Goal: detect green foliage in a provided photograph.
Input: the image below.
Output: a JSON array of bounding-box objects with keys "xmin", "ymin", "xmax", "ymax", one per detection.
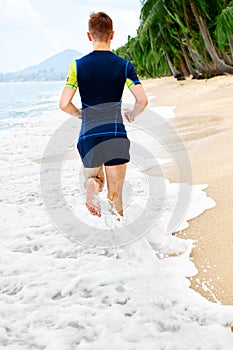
[
  {"xmin": 116, "ymin": 0, "xmax": 233, "ymax": 78},
  {"xmin": 215, "ymin": 1, "xmax": 233, "ymax": 48}
]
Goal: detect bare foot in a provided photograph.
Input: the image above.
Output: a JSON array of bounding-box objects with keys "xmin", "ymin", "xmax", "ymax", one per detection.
[
  {"xmin": 85, "ymin": 176, "xmax": 104, "ymax": 192},
  {"xmin": 99, "ymin": 182, "xmax": 104, "ymax": 192},
  {"xmin": 108, "ymin": 199, "xmax": 123, "ymax": 220},
  {"xmin": 94, "ymin": 176, "xmax": 104, "ymax": 192},
  {"xmin": 86, "ymin": 178, "xmax": 101, "ymax": 217}
]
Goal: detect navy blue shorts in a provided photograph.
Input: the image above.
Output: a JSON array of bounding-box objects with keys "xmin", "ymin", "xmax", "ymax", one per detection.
[{"xmin": 77, "ymin": 135, "xmax": 130, "ymax": 168}]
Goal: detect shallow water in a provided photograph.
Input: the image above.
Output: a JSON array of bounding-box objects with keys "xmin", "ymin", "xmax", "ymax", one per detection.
[{"xmin": 0, "ymin": 82, "xmax": 233, "ymax": 349}]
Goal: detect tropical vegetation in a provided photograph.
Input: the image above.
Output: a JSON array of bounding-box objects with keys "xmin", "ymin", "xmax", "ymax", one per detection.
[{"xmin": 115, "ymin": 0, "xmax": 233, "ymax": 79}]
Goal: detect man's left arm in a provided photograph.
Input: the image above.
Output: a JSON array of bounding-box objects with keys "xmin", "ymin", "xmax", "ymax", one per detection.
[{"xmin": 59, "ymin": 60, "xmax": 82, "ymax": 118}]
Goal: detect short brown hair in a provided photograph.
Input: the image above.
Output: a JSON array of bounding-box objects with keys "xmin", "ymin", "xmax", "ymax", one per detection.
[{"xmin": 88, "ymin": 12, "xmax": 113, "ymax": 41}]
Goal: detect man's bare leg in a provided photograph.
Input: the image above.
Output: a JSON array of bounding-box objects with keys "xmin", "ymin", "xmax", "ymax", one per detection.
[
  {"xmin": 104, "ymin": 163, "xmax": 127, "ymax": 217},
  {"xmin": 84, "ymin": 166, "xmax": 105, "ymax": 217}
]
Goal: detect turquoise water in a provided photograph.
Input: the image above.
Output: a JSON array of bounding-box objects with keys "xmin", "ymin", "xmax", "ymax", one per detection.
[{"xmin": 0, "ymin": 81, "xmax": 64, "ymax": 130}]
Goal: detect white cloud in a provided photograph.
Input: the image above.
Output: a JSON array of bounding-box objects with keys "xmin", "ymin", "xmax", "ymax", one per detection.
[
  {"xmin": 0, "ymin": 0, "xmax": 55, "ymax": 72},
  {"xmin": 77, "ymin": 1, "xmax": 141, "ymax": 50},
  {"xmin": 83, "ymin": 0, "xmax": 139, "ymax": 10},
  {"xmin": 0, "ymin": 0, "xmax": 141, "ymax": 72},
  {"xmin": 0, "ymin": 0, "xmax": 41, "ymax": 25}
]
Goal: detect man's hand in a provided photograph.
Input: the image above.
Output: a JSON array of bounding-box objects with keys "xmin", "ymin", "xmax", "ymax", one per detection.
[
  {"xmin": 123, "ymin": 108, "xmax": 134, "ymax": 123},
  {"xmin": 73, "ymin": 109, "xmax": 82, "ymax": 118}
]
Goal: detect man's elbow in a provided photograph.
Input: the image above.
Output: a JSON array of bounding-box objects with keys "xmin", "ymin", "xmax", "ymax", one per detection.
[
  {"xmin": 143, "ymin": 96, "xmax": 148, "ymax": 108},
  {"xmin": 59, "ymin": 99, "xmax": 69, "ymax": 112},
  {"xmin": 137, "ymin": 95, "xmax": 148, "ymax": 108}
]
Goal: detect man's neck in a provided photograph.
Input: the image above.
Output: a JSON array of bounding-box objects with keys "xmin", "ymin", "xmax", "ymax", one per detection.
[{"xmin": 93, "ymin": 41, "xmax": 111, "ymax": 51}]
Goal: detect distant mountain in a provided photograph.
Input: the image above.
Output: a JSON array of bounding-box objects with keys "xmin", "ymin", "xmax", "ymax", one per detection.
[
  {"xmin": 20, "ymin": 49, "xmax": 83, "ymax": 74},
  {"xmin": 0, "ymin": 49, "xmax": 83, "ymax": 82}
]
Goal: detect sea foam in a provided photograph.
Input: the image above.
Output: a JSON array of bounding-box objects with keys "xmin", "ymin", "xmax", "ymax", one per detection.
[{"xmin": 0, "ymin": 88, "xmax": 233, "ymax": 349}]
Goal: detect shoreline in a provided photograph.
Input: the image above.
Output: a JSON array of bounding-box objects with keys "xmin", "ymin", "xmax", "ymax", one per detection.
[
  {"xmin": 2, "ymin": 78, "xmax": 233, "ymax": 347},
  {"xmin": 31, "ymin": 75, "xmax": 233, "ymax": 304},
  {"xmin": 143, "ymin": 75, "xmax": 233, "ymax": 305}
]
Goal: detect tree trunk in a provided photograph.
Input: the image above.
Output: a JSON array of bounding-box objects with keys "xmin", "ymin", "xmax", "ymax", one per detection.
[
  {"xmin": 215, "ymin": 39, "xmax": 233, "ymax": 66},
  {"xmin": 189, "ymin": 0, "xmax": 233, "ymax": 74},
  {"xmin": 180, "ymin": 59, "xmax": 189, "ymax": 77},
  {"xmin": 221, "ymin": 53, "xmax": 233, "ymax": 66},
  {"xmin": 228, "ymin": 33, "xmax": 233, "ymax": 60},
  {"xmin": 184, "ymin": 32, "xmax": 207, "ymax": 73},
  {"xmin": 164, "ymin": 51, "xmax": 184, "ymax": 79},
  {"xmin": 177, "ymin": 30, "xmax": 196, "ymax": 76}
]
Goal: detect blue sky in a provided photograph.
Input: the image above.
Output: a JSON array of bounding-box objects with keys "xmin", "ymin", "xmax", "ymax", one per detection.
[{"xmin": 0, "ymin": 0, "xmax": 141, "ymax": 73}]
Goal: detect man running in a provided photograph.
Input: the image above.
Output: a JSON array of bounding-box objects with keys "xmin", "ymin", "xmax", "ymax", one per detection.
[{"xmin": 59, "ymin": 12, "xmax": 148, "ymax": 218}]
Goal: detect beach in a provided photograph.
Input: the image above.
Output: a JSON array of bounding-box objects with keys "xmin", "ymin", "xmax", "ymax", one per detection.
[
  {"xmin": 1, "ymin": 78, "xmax": 233, "ymax": 348},
  {"xmin": 144, "ymin": 75, "xmax": 233, "ymax": 305}
]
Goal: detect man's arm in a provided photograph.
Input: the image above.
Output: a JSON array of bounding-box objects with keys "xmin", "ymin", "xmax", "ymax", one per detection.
[
  {"xmin": 59, "ymin": 87, "xmax": 82, "ymax": 118},
  {"xmin": 123, "ymin": 84, "xmax": 148, "ymax": 122}
]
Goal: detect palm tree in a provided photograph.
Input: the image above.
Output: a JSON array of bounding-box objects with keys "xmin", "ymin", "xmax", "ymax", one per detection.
[
  {"xmin": 215, "ymin": 2, "xmax": 233, "ymax": 61},
  {"xmin": 189, "ymin": 0, "xmax": 233, "ymax": 74},
  {"xmin": 116, "ymin": 0, "xmax": 233, "ymax": 78}
]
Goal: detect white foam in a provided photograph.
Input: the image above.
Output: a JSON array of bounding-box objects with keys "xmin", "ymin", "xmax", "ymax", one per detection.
[{"xmin": 1, "ymin": 107, "xmax": 233, "ymax": 349}]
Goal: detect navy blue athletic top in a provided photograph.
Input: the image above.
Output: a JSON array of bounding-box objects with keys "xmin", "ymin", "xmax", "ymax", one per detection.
[{"xmin": 65, "ymin": 50, "xmax": 141, "ymax": 140}]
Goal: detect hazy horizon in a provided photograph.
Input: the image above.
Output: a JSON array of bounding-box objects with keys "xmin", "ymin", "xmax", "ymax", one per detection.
[{"xmin": 0, "ymin": 49, "xmax": 83, "ymax": 74}]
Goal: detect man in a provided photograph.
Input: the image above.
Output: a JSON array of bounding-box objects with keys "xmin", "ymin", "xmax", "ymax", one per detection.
[{"xmin": 59, "ymin": 12, "xmax": 148, "ymax": 218}]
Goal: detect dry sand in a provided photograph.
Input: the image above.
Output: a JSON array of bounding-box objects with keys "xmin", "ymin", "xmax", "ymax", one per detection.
[{"xmin": 143, "ymin": 75, "xmax": 233, "ymax": 305}]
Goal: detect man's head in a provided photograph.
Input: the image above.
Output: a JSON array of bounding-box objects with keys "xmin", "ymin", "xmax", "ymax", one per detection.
[{"xmin": 88, "ymin": 12, "xmax": 114, "ymax": 42}]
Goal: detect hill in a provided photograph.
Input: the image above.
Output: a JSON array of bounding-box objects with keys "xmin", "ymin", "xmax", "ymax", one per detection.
[{"xmin": 0, "ymin": 49, "xmax": 83, "ymax": 82}]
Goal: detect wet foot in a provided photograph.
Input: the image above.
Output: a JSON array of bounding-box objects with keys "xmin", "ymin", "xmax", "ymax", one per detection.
[
  {"xmin": 108, "ymin": 200, "xmax": 123, "ymax": 220},
  {"xmin": 99, "ymin": 183, "xmax": 104, "ymax": 192},
  {"xmin": 86, "ymin": 178, "xmax": 101, "ymax": 217},
  {"xmin": 94, "ymin": 176, "xmax": 104, "ymax": 192}
]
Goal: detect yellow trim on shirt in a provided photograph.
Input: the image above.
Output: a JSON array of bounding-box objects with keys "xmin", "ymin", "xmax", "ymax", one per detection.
[
  {"xmin": 126, "ymin": 78, "xmax": 135, "ymax": 90},
  {"xmin": 65, "ymin": 61, "xmax": 78, "ymax": 90}
]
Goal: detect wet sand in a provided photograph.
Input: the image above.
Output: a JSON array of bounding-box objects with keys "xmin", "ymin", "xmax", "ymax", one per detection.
[{"xmin": 144, "ymin": 75, "xmax": 233, "ymax": 305}]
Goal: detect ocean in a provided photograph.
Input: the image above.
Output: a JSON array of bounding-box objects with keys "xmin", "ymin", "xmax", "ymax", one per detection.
[
  {"xmin": 1, "ymin": 81, "xmax": 233, "ymax": 349},
  {"xmin": 0, "ymin": 81, "xmax": 64, "ymax": 131}
]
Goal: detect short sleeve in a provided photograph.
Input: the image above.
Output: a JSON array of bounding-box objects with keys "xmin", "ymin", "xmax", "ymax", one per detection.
[
  {"xmin": 65, "ymin": 61, "xmax": 78, "ymax": 90},
  {"xmin": 125, "ymin": 61, "xmax": 141, "ymax": 90}
]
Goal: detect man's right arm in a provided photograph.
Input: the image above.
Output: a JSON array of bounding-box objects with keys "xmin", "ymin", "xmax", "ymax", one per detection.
[{"xmin": 124, "ymin": 61, "xmax": 148, "ymax": 122}]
